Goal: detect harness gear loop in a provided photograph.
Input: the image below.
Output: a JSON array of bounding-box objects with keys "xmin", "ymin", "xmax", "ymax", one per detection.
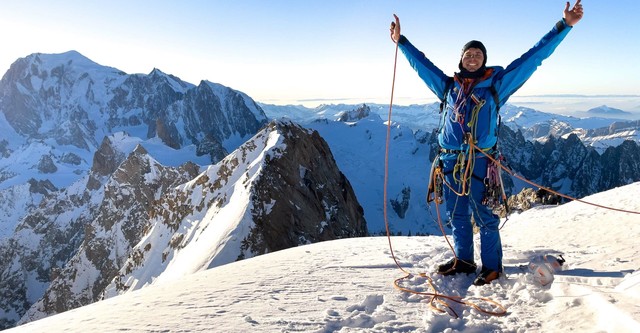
[
  {"xmin": 482, "ymin": 151, "xmax": 509, "ymax": 213},
  {"xmin": 427, "ymin": 158, "xmax": 444, "ymax": 204}
]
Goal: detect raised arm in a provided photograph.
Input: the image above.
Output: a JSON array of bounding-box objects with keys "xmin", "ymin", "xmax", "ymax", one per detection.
[
  {"xmin": 493, "ymin": 1, "xmax": 584, "ymax": 105},
  {"xmin": 389, "ymin": 15, "xmax": 450, "ymax": 100}
]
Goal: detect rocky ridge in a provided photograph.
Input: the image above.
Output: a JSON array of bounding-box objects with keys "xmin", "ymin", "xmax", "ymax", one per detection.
[{"xmin": 101, "ymin": 120, "xmax": 367, "ymax": 299}]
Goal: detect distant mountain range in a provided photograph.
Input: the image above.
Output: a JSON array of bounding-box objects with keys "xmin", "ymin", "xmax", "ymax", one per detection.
[
  {"xmin": 1, "ymin": 51, "xmax": 639, "ymax": 329},
  {"xmin": 586, "ymin": 105, "xmax": 631, "ymax": 115},
  {"xmin": 0, "ymin": 51, "xmax": 364, "ymax": 328},
  {"xmin": 259, "ymin": 102, "xmax": 640, "ymax": 153},
  {"xmin": 259, "ymin": 101, "xmax": 640, "ymax": 214}
]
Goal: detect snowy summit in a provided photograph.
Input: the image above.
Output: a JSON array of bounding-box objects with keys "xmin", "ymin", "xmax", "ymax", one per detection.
[
  {"xmin": 586, "ymin": 105, "xmax": 631, "ymax": 116},
  {"xmin": 8, "ymin": 182, "xmax": 640, "ymax": 332}
]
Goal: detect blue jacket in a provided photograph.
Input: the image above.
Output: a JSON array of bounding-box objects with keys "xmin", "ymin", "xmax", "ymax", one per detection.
[{"xmin": 398, "ymin": 20, "xmax": 572, "ymax": 151}]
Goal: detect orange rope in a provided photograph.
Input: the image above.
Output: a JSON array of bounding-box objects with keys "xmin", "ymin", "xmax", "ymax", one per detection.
[
  {"xmin": 384, "ymin": 32, "xmax": 506, "ymax": 318},
  {"xmin": 384, "ymin": 33, "xmax": 405, "ymax": 272}
]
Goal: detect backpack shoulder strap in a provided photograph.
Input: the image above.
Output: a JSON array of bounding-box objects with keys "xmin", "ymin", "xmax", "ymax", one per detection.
[
  {"xmin": 489, "ymin": 81, "xmax": 503, "ymax": 143},
  {"xmin": 439, "ymin": 77, "xmax": 455, "ymax": 113},
  {"xmin": 489, "ymin": 84, "xmax": 500, "ymax": 112}
]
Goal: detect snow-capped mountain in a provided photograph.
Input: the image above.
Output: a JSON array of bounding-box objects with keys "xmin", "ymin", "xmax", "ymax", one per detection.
[
  {"xmin": 11, "ymin": 120, "xmax": 365, "ymax": 324},
  {"xmin": 0, "ymin": 51, "xmax": 276, "ymax": 329},
  {"xmin": 260, "ymin": 102, "xmax": 640, "ymax": 153},
  {"xmin": 499, "ymin": 105, "xmax": 640, "ymax": 152},
  {"xmin": 586, "ymin": 104, "xmax": 632, "ymax": 116},
  {"xmin": 260, "ymin": 103, "xmax": 640, "ymax": 230},
  {"xmin": 0, "ymin": 50, "xmax": 267, "ymax": 191},
  {"xmin": 98, "ymin": 120, "xmax": 366, "ymax": 300},
  {"xmin": 2, "ymin": 50, "xmax": 640, "ymax": 330},
  {"xmin": 0, "ymin": 51, "xmax": 266, "ymax": 158},
  {"xmin": 0, "ymin": 51, "xmax": 268, "ymax": 237}
]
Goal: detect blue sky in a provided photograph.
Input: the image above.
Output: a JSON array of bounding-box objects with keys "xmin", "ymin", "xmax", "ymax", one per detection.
[{"xmin": 1, "ymin": 1, "xmax": 638, "ymax": 112}]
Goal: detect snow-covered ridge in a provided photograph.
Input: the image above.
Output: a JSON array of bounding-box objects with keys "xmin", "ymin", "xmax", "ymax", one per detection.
[
  {"xmin": 0, "ymin": 50, "xmax": 268, "ymax": 234},
  {"xmin": 103, "ymin": 121, "xmax": 286, "ymax": 296},
  {"xmin": 100, "ymin": 119, "xmax": 366, "ymax": 300},
  {"xmin": 10, "ymin": 182, "xmax": 640, "ymax": 332},
  {"xmin": 0, "ymin": 50, "xmax": 270, "ymax": 328}
]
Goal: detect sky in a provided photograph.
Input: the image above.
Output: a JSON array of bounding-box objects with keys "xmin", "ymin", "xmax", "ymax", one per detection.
[
  {"xmin": 9, "ymin": 182, "xmax": 640, "ymax": 332},
  {"xmin": 1, "ymin": 1, "xmax": 639, "ymax": 112}
]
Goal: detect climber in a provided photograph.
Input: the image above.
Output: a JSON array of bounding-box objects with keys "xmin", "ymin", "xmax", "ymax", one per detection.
[{"xmin": 389, "ymin": 1, "xmax": 584, "ymax": 286}]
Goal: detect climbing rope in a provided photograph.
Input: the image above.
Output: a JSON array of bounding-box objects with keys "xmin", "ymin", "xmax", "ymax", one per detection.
[{"xmin": 384, "ymin": 30, "xmax": 507, "ymax": 318}]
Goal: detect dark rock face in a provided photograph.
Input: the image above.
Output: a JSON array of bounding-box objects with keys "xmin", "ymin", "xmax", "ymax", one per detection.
[
  {"xmin": 27, "ymin": 178, "xmax": 57, "ymax": 195},
  {"xmin": 60, "ymin": 152, "xmax": 83, "ymax": 165},
  {"xmin": 196, "ymin": 134, "xmax": 228, "ymax": 162},
  {"xmin": 9, "ymin": 145, "xmax": 200, "ymax": 325},
  {"xmin": 494, "ymin": 126, "xmax": 640, "ymax": 198},
  {"xmin": 91, "ymin": 136, "xmax": 126, "ymax": 177},
  {"xmin": 179, "ymin": 81, "xmax": 268, "ymax": 154},
  {"xmin": 245, "ymin": 121, "xmax": 367, "ymax": 255},
  {"xmin": 390, "ymin": 187, "xmax": 411, "ymax": 219},
  {"xmin": 0, "ymin": 52, "xmax": 268, "ymax": 164},
  {"xmin": 336, "ymin": 104, "xmax": 371, "ymax": 122},
  {"xmin": 37, "ymin": 155, "xmax": 57, "ymax": 173},
  {"xmin": 0, "ymin": 139, "xmax": 10, "ymax": 158},
  {"xmin": 2, "ymin": 120, "xmax": 367, "ymax": 328},
  {"xmin": 154, "ymin": 118, "xmax": 181, "ymax": 149}
]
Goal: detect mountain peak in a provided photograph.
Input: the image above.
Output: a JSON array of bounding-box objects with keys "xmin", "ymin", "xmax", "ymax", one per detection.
[
  {"xmin": 587, "ymin": 105, "xmax": 630, "ymax": 115},
  {"xmin": 22, "ymin": 50, "xmax": 119, "ymax": 75},
  {"xmin": 100, "ymin": 119, "xmax": 366, "ymax": 298},
  {"xmin": 336, "ymin": 104, "xmax": 371, "ymax": 122}
]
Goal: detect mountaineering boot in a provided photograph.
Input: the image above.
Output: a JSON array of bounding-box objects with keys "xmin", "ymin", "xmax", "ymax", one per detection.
[
  {"xmin": 436, "ymin": 258, "xmax": 477, "ymax": 276},
  {"xmin": 473, "ymin": 267, "xmax": 501, "ymax": 286}
]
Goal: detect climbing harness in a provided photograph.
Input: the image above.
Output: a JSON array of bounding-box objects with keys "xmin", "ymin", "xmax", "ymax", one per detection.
[
  {"xmin": 426, "ymin": 159, "xmax": 444, "ymax": 204},
  {"xmin": 482, "ymin": 151, "xmax": 510, "ymax": 215}
]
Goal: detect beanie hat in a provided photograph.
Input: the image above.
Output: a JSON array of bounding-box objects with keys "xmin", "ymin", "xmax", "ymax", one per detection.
[{"xmin": 458, "ymin": 40, "xmax": 487, "ymax": 71}]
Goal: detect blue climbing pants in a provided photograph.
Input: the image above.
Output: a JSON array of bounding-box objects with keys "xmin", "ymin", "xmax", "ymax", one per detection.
[{"xmin": 442, "ymin": 155, "xmax": 503, "ymax": 272}]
